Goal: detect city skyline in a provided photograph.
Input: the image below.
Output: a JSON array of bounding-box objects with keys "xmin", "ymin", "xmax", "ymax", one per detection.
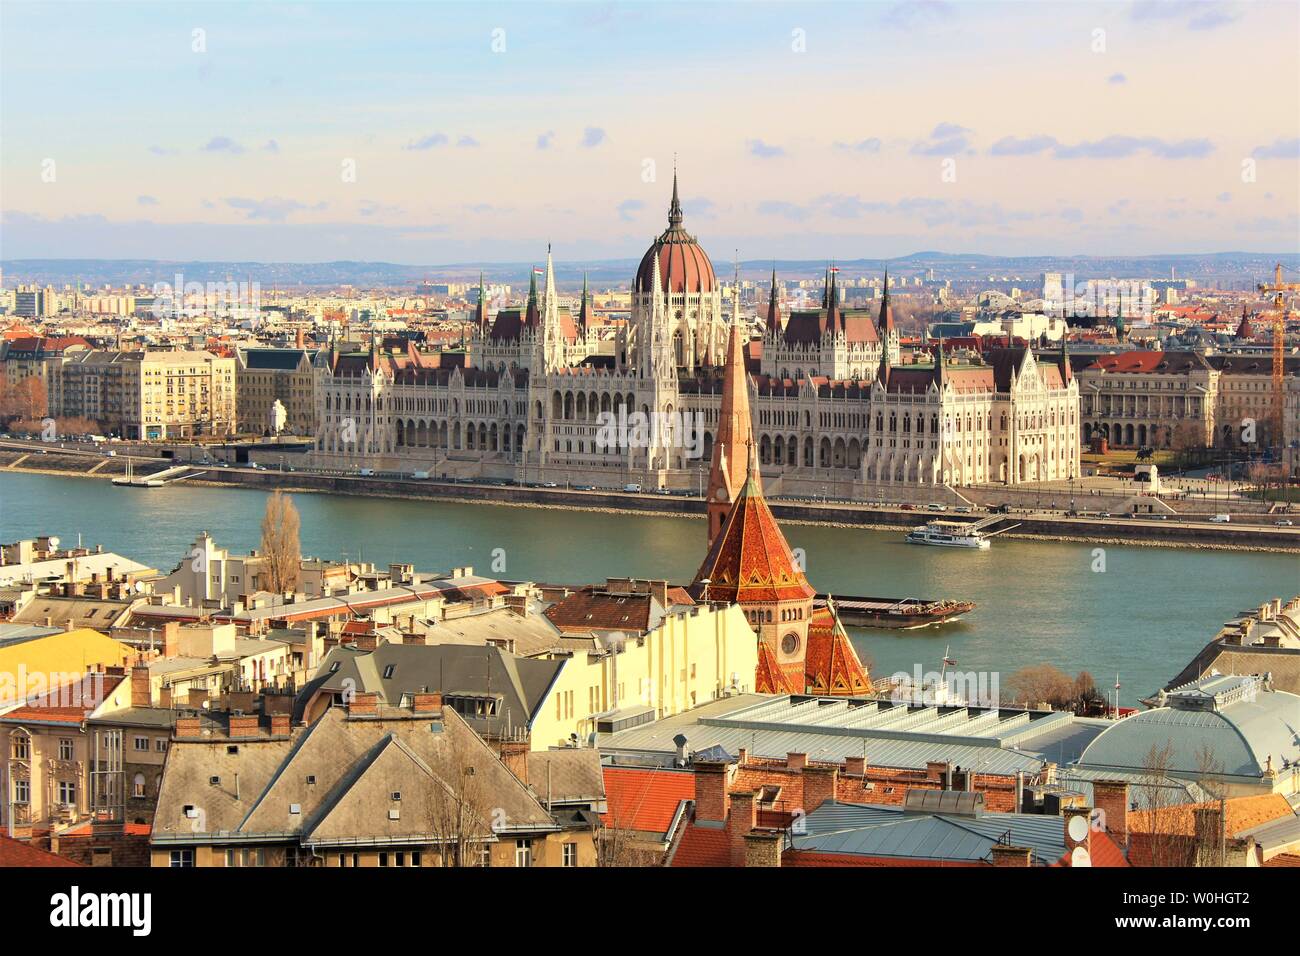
[{"xmin": 3, "ymin": 0, "xmax": 1298, "ymax": 263}]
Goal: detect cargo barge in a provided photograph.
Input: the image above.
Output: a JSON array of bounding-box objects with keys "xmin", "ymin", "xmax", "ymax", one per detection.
[{"xmin": 816, "ymin": 594, "xmax": 976, "ymax": 629}]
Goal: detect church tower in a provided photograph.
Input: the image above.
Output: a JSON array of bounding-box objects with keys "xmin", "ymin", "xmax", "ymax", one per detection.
[{"xmin": 704, "ymin": 280, "xmax": 753, "ymax": 544}]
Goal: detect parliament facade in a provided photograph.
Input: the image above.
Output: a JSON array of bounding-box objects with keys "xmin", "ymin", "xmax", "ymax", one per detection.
[{"xmin": 312, "ymin": 178, "xmax": 1081, "ymax": 494}]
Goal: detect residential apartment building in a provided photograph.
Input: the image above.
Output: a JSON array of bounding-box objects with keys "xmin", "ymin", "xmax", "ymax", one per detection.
[
  {"xmin": 1079, "ymin": 350, "xmax": 1300, "ymax": 451},
  {"xmin": 47, "ymin": 349, "xmax": 235, "ymax": 439},
  {"xmin": 151, "ymin": 697, "xmax": 599, "ymax": 867},
  {"xmin": 235, "ymin": 347, "xmax": 317, "ymax": 436}
]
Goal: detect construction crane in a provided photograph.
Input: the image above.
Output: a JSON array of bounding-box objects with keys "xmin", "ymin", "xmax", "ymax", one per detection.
[{"xmin": 1257, "ymin": 263, "xmax": 1298, "ymax": 452}]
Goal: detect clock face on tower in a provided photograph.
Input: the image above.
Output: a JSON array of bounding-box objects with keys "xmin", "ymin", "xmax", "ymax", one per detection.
[{"xmin": 781, "ymin": 632, "xmax": 800, "ymax": 656}]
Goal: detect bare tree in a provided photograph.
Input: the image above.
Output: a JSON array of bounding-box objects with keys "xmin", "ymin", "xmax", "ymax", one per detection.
[
  {"xmin": 1006, "ymin": 664, "xmax": 1074, "ymax": 709},
  {"xmin": 421, "ymin": 735, "xmax": 494, "ymax": 867},
  {"xmin": 1137, "ymin": 739, "xmax": 1194, "ymax": 867},
  {"xmin": 259, "ymin": 490, "xmax": 301, "ymax": 594},
  {"xmin": 1193, "ymin": 743, "xmax": 1226, "ymax": 868}
]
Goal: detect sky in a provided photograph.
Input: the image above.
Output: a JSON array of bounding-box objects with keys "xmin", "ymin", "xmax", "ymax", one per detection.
[{"xmin": 2, "ymin": 0, "xmax": 1298, "ymax": 264}]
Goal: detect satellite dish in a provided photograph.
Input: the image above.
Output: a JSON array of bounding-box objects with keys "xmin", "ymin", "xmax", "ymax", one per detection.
[
  {"xmin": 48, "ymin": 536, "xmax": 60, "ymax": 549},
  {"xmin": 1071, "ymin": 846, "xmax": 1091, "ymax": 867},
  {"xmin": 1067, "ymin": 814, "xmax": 1090, "ymax": 843}
]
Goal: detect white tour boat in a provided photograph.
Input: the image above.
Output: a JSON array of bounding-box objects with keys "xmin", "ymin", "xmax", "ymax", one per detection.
[{"xmin": 905, "ymin": 520, "xmax": 991, "ymax": 550}]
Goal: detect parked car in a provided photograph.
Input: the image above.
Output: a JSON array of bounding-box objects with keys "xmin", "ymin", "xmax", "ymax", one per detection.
[
  {"xmin": 623, "ymin": 483, "xmax": 642, "ymax": 493},
  {"xmin": 1275, "ymin": 519, "xmax": 1293, "ymax": 527},
  {"xmin": 1210, "ymin": 514, "xmax": 1231, "ymax": 523}
]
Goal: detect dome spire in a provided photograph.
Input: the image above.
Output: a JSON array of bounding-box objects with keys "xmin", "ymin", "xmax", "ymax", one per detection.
[{"xmin": 668, "ymin": 163, "xmax": 683, "ymax": 227}]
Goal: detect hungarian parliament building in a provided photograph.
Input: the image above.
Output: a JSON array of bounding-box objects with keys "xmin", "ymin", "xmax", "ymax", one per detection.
[{"xmin": 313, "ymin": 178, "xmax": 1081, "ymax": 494}]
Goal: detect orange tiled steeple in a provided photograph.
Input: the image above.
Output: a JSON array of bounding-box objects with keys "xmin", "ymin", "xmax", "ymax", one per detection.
[{"xmin": 705, "ymin": 285, "xmax": 753, "ymax": 546}]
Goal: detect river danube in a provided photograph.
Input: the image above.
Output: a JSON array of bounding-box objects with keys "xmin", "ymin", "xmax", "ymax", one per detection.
[{"xmin": 2, "ymin": 472, "xmax": 1295, "ymax": 705}]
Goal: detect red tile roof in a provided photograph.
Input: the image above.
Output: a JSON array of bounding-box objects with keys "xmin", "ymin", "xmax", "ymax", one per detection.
[
  {"xmin": 0, "ymin": 674, "xmax": 124, "ymax": 724},
  {"xmin": 545, "ymin": 589, "xmax": 654, "ymax": 633},
  {"xmin": 601, "ymin": 767, "xmax": 695, "ymax": 836},
  {"xmin": 0, "ymin": 835, "xmax": 82, "ymax": 867},
  {"xmin": 670, "ymin": 823, "xmax": 730, "ymax": 866}
]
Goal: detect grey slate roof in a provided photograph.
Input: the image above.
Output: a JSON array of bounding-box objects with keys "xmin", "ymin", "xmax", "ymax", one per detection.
[
  {"xmin": 791, "ymin": 800, "xmax": 1070, "ymax": 866},
  {"xmin": 296, "ymin": 642, "xmax": 566, "ymax": 736}
]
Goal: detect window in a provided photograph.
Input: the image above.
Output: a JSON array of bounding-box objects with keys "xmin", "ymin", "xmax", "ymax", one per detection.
[
  {"xmin": 13, "ymin": 780, "xmax": 29, "ymax": 804},
  {"xmin": 169, "ymin": 849, "xmax": 194, "ymax": 868},
  {"xmin": 58, "ymin": 738, "xmax": 74, "ymax": 760},
  {"xmin": 411, "ymin": 851, "xmax": 421, "ymax": 868},
  {"xmin": 383, "ymin": 664, "xmax": 396, "ymax": 678},
  {"xmin": 134, "ymin": 736, "xmax": 149, "ymax": 752},
  {"xmin": 514, "ymin": 839, "xmax": 532, "ymax": 868},
  {"xmin": 378, "ymin": 852, "xmax": 389, "ymax": 868},
  {"xmin": 58, "ymin": 781, "xmax": 76, "ymax": 806},
  {"xmin": 132, "ymin": 773, "xmax": 146, "ymax": 798},
  {"xmin": 156, "ymin": 739, "xmax": 168, "ymax": 752},
  {"xmin": 562, "ymin": 843, "xmax": 577, "ymax": 868},
  {"xmin": 10, "ymin": 734, "xmax": 29, "ymax": 760},
  {"xmin": 478, "ymin": 845, "xmax": 492, "ymax": 868}
]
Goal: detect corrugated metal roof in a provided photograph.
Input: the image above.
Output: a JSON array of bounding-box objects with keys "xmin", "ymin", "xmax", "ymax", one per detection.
[{"xmin": 601, "ymin": 694, "xmax": 1105, "ymax": 776}]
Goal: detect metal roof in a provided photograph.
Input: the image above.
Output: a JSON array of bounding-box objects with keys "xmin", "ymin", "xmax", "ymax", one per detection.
[
  {"xmin": 600, "ymin": 694, "xmax": 1107, "ymax": 777},
  {"xmin": 791, "ymin": 800, "xmax": 1069, "ymax": 865}
]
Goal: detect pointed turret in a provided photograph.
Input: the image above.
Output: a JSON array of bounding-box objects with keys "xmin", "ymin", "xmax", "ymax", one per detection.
[
  {"xmin": 705, "ymin": 275, "xmax": 754, "ymax": 546},
  {"xmin": 876, "ymin": 331, "xmax": 891, "ymax": 388},
  {"xmin": 878, "ymin": 266, "xmax": 896, "ymax": 337},
  {"xmin": 1059, "ymin": 331, "xmax": 1073, "ymax": 384},
  {"xmin": 578, "ymin": 271, "xmax": 591, "ymax": 328},
  {"xmin": 475, "ymin": 272, "xmax": 487, "ymax": 331},
  {"xmin": 821, "ymin": 265, "xmax": 830, "ymax": 308},
  {"xmin": 825, "ymin": 266, "xmax": 842, "ymax": 334},
  {"xmin": 934, "ymin": 334, "xmax": 945, "ymax": 390},
  {"xmin": 766, "ymin": 265, "xmax": 782, "ymax": 332},
  {"xmin": 668, "ymin": 169, "xmax": 683, "ymax": 228},
  {"xmin": 524, "ymin": 265, "xmax": 539, "ymax": 327}
]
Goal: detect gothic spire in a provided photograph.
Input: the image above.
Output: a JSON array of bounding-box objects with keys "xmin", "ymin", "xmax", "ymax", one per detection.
[
  {"xmin": 668, "ymin": 167, "xmax": 683, "ymax": 227},
  {"xmin": 578, "ymin": 271, "xmax": 590, "ymax": 328},
  {"xmin": 525, "ymin": 264, "xmax": 539, "ymax": 326},
  {"xmin": 879, "ymin": 265, "xmax": 896, "ymax": 336},
  {"xmin": 766, "ymin": 264, "xmax": 782, "ymax": 332},
  {"xmin": 476, "ymin": 271, "xmax": 487, "ymax": 330}
]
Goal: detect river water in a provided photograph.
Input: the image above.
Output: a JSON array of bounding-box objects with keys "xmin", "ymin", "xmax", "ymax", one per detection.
[{"xmin": 2, "ymin": 472, "xmax": 1295, "ymax": 705}]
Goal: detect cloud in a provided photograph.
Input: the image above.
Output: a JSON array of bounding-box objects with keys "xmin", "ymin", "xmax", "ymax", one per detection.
[
  {"xmin": 581, "ymin": 127, "xmax": 606, "ymax": 148},
  {"xmin": 536, "ymin": 131, "xmax": 555, "ymax": 150},
  {"xmin": 747, "ymin": 139, "xmax": 785, "ymax": 159},
  {"xmin": 683, "ymin": 198, "xmax": 716, "ymax": 219},
  {"xmin": 881, "ymin": 0, "xmax": 951, "ymax": 30},
  {"xmin": 224, "ymin": 196, "xmax": 327, "ymax": 222},
  {"xmin": 147, "ymin": 145, "xmax": 175, "ymax": 157},
  {"xmin": 200, "ymin": 136, "xmax": 245, "ymax": 155},
  {"xmin": 1059, "ymin": 207, "xmax": 1085, "ymax": 223},
  {"xmin": 358, "ymin": 200, "xmax": 403, "ymax": 218},
  {"xmin": 990, "ymin": 135, "xmax": 1057, "ymax": 156},
  {"xmin": 1108, "ymin": 73, "xmax": 1127, "ymax": 84},
  {"xmin": 405, "ymin": 133, "xmax": 449, "ymax": 151},
  {"xmin": 757, "ymin": 200, "xmax": 809, "ymax": 222},
  {"xmin": 912, "ymin": 122, "xmax": 972, "ymax": 156},
  {"xmin": 1130, "ymin": 1, "xmax": 1241, "ymax": 31},
  {"xmin": 136, "ymin": 195, "xmax": 158, "ymax": 206},
  {"xmin": 616, "ymin": 199, "xmax": 644, "ymax": 221},
  {"xmin": 1252, "ymin": 138, "xmax": 1300, "ymax": 159},
  {"xmin": 262, "ymin": 139, "xmax": 280, "ymax": 153},
  {"xmin": 1052, "ymin": 136, "xmax": 1213, "ymax": 159},
  {"xmin": 834, "ymin": 138, "xmax": 882, "ymax": 153},
  {"xmin": 457, "ymin": 135, "xmax": 479, "ymax": 148}
]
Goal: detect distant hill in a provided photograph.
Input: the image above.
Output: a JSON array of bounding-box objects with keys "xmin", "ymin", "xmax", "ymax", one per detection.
[{"xmin": 3, "ymin": 252, "xmax": 1296, "ymax": 289}]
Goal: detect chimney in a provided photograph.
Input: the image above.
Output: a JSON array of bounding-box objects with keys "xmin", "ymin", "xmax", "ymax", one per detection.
[
  {"xmin": 736, "ymin": 747, "xmax": 748, "ymax": 767},
  {"xmin": 270, "ymin": 713, "xmax": 291, "ymax": 736},
  {"xmin": 1063, "ymin": 806, "xmax": 1093, "ymax": 866},
  {"xmin": 693, "ymin": 760, "xmax": 733, "ymax": 823},
  {"xmin": 801, "ymin": 765, "xmax": 839, "ymax": 812},
  {"xmin": 843, "ymin": 755, "xmax": 866, "ymax": 776},
  {"xmin": 348, "ymin": 692, "xmax": 379, "ymax": 717},
  {"xmin": 673, "ymin": 733, "xmax": 688, "ymax": 767},
  {"xmin": 727, "ymin": 790, "xmax": 758, "ymax": 867},
  {"xmin": 990, "ymin": 844, "xmax": 1033, "ymax": 867},
  {"xmin": 412, "ymin": 692, "xmax": 442, "ymax": 714},
  {"xmin": 1090, "ymin": 779, "xmax": 1130, "ymax": 843},
  {"xmin": 174, "ymin": 716, "xmax": 202, "ymax": 739},
  {"xmin": 162, "ymin": 621, "xmax": 180, "ymax": 658},
  {"xmin": 228, "ymin": 715, "xmax": 259, "ymax": 739},
  {"xmin": 499, "ymin": 738, "xmax": 529, "ymax": 785},
  {"xmin": 129, "ymin": 665, "xmax": 151, "ymax": 708},
  {"xmin": 786, "ymin": 752, "xmax": 807, "ymax": 771},
  {"xmin": 744, "ymin": 831, "xmax": 783, "ymax": 868}
]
